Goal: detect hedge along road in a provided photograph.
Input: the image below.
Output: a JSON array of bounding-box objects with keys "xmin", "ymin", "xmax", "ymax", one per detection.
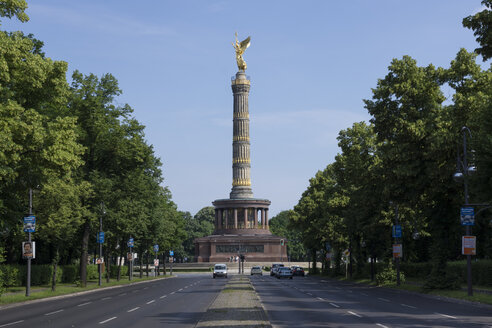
[{"xmin": 0, "ymin": 273, "xmax": 227, "ymax": 328}]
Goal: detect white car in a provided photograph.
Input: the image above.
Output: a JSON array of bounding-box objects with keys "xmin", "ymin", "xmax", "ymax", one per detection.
[
  {"xmin": 250, "ymin": 266, "xmax": 263, "ymax": 275},
  {"xmin": 213, "ymin": 263, "xmax": 228, "ymax": 278}
]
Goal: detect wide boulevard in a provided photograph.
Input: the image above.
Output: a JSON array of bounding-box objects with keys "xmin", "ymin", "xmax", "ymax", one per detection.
[
  {"xmin": 251, "ymin": 274, "xmax": 492, "ymax": 328},
  {"xmin": 1, "ymin": 273, "xmax": 491, "ymax": 328}
]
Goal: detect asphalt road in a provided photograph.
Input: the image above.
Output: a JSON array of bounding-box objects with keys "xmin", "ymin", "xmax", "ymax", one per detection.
[
  {"xmin": 0, "ymin": 273, "xmax": 226, "ymax": 328},
  {"xmin": 251, "ymin": 275, "xmax": 492, "ymax": 328}
]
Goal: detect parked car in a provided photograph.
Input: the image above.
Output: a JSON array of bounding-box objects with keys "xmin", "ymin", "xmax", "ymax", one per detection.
[
  {"xmin": 250, "ymin": 266, "xmax": 263, "ymax": 275},
  {"xmin": 213, "ymin": 263, "xmax": 228, "ymax": 278},
  {"xmin": 270, "ymin": 263, "xmax": 284, "ymax": 276},
  {"xmin": 291, "ymin": 266, "xmax": 305, "ymax": 276},
  {"xmin": 276, "ymin": 267, "xmax": 293, "ymax": 279}
]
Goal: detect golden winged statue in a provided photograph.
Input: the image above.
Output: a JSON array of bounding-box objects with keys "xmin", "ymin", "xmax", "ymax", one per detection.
[{"xmin": 232, "ymin": 33, "xmax": 251, "ymax": 71}]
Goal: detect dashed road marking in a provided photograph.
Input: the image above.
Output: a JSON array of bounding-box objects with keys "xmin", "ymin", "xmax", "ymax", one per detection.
[
  {"xmin": 127, "ymin": 307, "xmax": 139, "ymax": 312},
  {"xmin": 435, "ymin": 313, "xmax": 457, "ymax": 319},
  {"xmin": 77, "ymin": 302, "xmax": 92, "ymax": 307},
  {"xmin": 101, "ymin": 297, "xmax": 112, "ymax": 300},
  {"xmin": 401, "ymin": 303, "xmax": 416, "ymax": 309},
  {"xmin": 317, "ymin": 297, "xmax": 324, "ymax": 301},
  {"xmin": 143, "ymin": 287, "xmax": 149, "ymax": 290},
  {"xmin": 376, "ymin": 324, "xmax": 389, "ymax": 328},
  {"xmin": 146, "ymin": 300, "xmax": 155, "ymax": 304},
  {"xmin": 0, "ymin": 320, "xmax": 24, "ymax": 327},
  {"xmin": 378, "ymin": 298, "xmax": 390, "ymax": 302},
  {"xmin": 119, "ymin": 293, "xmax": 127, "ymax": 296},
  {"xmin": 348, "ymin": 311, "xmax": 362, "ymax": 318},
  {"xmin": 171, "ymin": 291, "xmax": 176, "ymax": 295},
  {"xmin": 160, "ymin": 295, "xmax": 167, "ymax": 299},
  {"xmin": 99, "ymin": 317, "xmax": 117, "ymax": 324},
  {"xmin": 329, "ymin": 302, "xmax": 340, "ymax": 308},
  {"xmin": 44, "ymin": 309, "xmax": 64, "ymax": 316},
  {"xmin": 306, "ymin": 292, "xmax": 313, "ymax": 296},
  {"xmin": 178, "ymin": 288, "xmax": 183, "ymax": 291}
]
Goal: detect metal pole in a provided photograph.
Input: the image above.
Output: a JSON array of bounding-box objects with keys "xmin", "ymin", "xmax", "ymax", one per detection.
[
  {"xmin": 155, "ymin": 251, "xmax": 157, "ymax": 276},
  {"xmin": 463, "ymin": 128, "xmax": 473, "ymax": 296},
  {"xmin": 98, "ymin": 214, "xmax": 102, "ymax": 286},
  {"xmin": 26, "ymin": 188, "xmax": 32, "ymax": 297},
  {"xmin": 395, "ymin": 204, "xmax": 400, "ymax": 286}
]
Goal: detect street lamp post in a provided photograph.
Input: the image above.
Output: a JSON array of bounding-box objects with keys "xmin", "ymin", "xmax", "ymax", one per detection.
[
  {"xmin": 453, "ymin": 126, "xmax": 476, "ymax": 296},
  {"xmin": 98, "ymin": 202, "xmax": 105, "ymax": 286}
]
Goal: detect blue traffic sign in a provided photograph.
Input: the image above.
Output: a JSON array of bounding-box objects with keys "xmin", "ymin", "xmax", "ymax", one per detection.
[
  {"xmin": 154, "ymin": 244, "xmax": 159, "ymax": 252},
  {"xmin": 128, "ymin": 238, "xmax": 134, "ymax": 247},
  {"xmin": 23, "ymin": 215, "xmax": 36, "ymax": 233},
  {"xmin": 461, "ymin": 207, "xmax": 475, "ymax": 226},
  {"xmin": 392, "ymin": 225, "xmax": 402, "ymax": 238},
  {"xmin": 169, "ymin": 250, "xmax": 174, "ymax": 256},
  {"xmin": 98, "ymin": 232, "xmax": 105, "ymax": 243}
]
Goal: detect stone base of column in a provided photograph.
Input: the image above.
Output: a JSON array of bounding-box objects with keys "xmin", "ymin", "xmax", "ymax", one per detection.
[{"xmin": 230, "ymin": 186, "xmax": 253, "ymax": 199}]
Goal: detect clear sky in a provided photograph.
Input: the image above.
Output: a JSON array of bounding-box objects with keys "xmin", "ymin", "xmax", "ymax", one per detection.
[{"xmin": 3, "ymin": 0, "xmax": 486, "ymax": 217}]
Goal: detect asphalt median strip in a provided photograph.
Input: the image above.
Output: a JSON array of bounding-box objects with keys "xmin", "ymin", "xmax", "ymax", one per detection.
[{"xmin": 195, "ymin": 276, "xmax": 271, "ymax": 328}]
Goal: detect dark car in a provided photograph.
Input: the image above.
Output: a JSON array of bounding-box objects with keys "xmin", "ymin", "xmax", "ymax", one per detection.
[{"xmin": 291, "ymin": 266, "xmax": 305, "ymax": 276}]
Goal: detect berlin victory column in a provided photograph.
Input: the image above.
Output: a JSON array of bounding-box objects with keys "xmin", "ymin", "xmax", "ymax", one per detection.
[{"xmin": 195, "ymin": 34, "xmax": 287, "ymax": 262}]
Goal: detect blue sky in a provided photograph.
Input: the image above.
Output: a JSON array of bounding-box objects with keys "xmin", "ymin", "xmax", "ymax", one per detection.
[{"xmin": 3, "ymin": 1, "xmax": 486, "ymax": 217}]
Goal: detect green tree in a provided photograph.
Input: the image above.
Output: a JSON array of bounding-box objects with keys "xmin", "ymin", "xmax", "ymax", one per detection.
[
  {"xmin": 463, "ymin": 0, "xmax": 492, "ymax": 61},
  {"xmin": 270, "ymin": 210, "xmax": 306, "ymax": 261}
]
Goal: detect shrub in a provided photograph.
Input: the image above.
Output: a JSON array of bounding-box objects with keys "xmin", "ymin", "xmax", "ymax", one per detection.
[
  {"xmin": 61, "ymin": 265, "xmax": 79, "ymax": 283},
  {"xmin": 376, "ymin": 261, "xmax": 405, "ymax": 286}
]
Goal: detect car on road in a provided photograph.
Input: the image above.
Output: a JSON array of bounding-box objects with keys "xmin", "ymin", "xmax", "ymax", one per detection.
[
  {"xmin": 270, "ymin": 263, "xmax": 284, "ymax": 276},
  {"xmin": 213, "ymin": 263, "xmax": 228, "ymax": 278},
  {"xmin": 250, "ymin": 266, "xmax": 263, "ymax": 275},
  {"xmin": 291, "ymin": 266, "xmax": 305, "ymax": 276},
  {"xmin": 276, "ymin": 267, "xmax": 293, "ymax": 279}
]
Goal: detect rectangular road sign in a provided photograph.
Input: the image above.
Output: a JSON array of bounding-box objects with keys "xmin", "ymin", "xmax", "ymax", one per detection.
[
  {"xmin": 127, "ymin": 238, "xmax": 134, "ymax": 247},
  {"xmin": 392, "ymin": 225, "xmax": 402, "ymax": 238},
  {"xmin": 169, "ymin": 250, "xmax": 174, "ymax": 256},
  {"xmin": 154, "ymin": 244, "xmax": 159, "ymax": 252},
  {"xmin": 460, "ymin": 207, "xmax": 475, "ymax": 226},
  {"xmin": 462, "ymin": 236, "xmax": 476, "ymax": 255},
  {"xmin": 98, "ymin": 232, "xmax": 105, "ymax": 243},
  {"xmin": 393, "ymin": 244, "xmax": 402, "ymax": 258},
  {"xmin": 23, "ymin": 215, "xmax": 36, "ymax": 233}
]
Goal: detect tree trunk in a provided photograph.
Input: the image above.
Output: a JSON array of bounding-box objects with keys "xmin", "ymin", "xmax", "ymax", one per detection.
[
  {"xmin": 146, "ymin": 252, "xmax": 149, "ymax": 277},
  {"xmin": 79, "ymin": 220, "xmax": 90, "ymax": 287},
  {"xmin": 106, "ymin": 250, "xmax": 111, "ymax": 283},
  {"xmin": 139, "ymin": 251, "xmax": 143, "ymax": 278},
  {"xmin": 51, "ymin": 248, "xmax": 59, "ymax": 292}
]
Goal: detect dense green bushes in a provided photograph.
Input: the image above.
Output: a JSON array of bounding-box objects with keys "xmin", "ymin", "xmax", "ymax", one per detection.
[{"xmin": 0, "ymin": 264, "xmax": 130, "ymax": 287}]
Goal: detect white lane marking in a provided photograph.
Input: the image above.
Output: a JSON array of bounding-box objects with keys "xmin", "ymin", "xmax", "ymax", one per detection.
[
  {"xmin": 101, "ymin": 297, "xmax": 112, "ymax": 300},
  {"xmin": 0, "ymin": 320, "xmax": 24, "ymax": 327},
  {"xmin": 99, "ymin": 317, "xmax": 117, "ymax": 324},
  {"xmin": 401, "ymin": 303, "xmax": 416, "ymax": 309},
  {"xmin": 435, "ymin": 312, "xmax": 457, "ymax": 319},
  {"xmin": 44, "ymin": 309, "xmax": 64, "ymax": 315},
  {"xmin": 306, "ymin": 292, "xmax": 313, "ymax": 296},
  {"xmin": 317, "ymin": 297, "xmax": 324, "ymax": 301},
  {"xmin": 348, "ymin": 311, "xmax": 362, "ymax": 318},
  {"xmin": 378, "ymin": 297, "xmax": 390, "ymax": 302},
  {"xmin": 170, "ymin": 291, "xmax": 176, "ymax": 295},
  {"xmin": 329, "ymin": 302, "xmax": 340, "ymax": 308},
  {"xmin": 143, "ymin": 287, "xmax": 149, "ymax": 290},
  {"xmin": 376, "ymin": 324, "xmax": 389, "ymax": 328},
  {"xmin": 119, "ymin": 293, "xmax": 127, "ymax": 296},
  {"xmin": 160, "ymin": 295, "xmax": 167, "ymax": 299},
  {"xmin": 184, "ymin": 286, "xmax": 189, "ymax": 289},
  {"xmin": 77, "ymin": 302, "xmax": 92, "ymax": 307},
  {"xmin": 146, "ymin": 300, "xmax": 155, "ymax": 304},
  {"xmin": 178, "ymin": 288, "xmax": 183, "ymax": 291},
  {"xmin": 127, "ymin": 307, "xmax": 140, "ymax": 312}
]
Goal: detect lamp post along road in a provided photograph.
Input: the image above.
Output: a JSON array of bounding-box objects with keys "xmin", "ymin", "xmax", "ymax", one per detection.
[
  {"xmin": 453, "ymin": 126, "xmax": 476, "ymax": 296},
  {"xmin": 395, "ymin": 204, "xmax": 400, "ymax": 286},
  {"xmin": 26, "ymin": 188, "xmax": 33, "ymax": 297}
]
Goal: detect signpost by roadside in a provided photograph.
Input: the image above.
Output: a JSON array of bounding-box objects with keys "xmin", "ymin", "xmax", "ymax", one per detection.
[
  {"xmin": 169, "ymin": 250, "xmax": 174, "ymax": 275},
  {"xmin": 154, "ymin": 244, "xmax": 159, "ymax": 276},
  {"xmin": 24, "ymin": 188, "xmax": 36, "ymax": 297},
  {"xmin": 128, "ymin": 237, "xmax": 134, "ymax": 280}
]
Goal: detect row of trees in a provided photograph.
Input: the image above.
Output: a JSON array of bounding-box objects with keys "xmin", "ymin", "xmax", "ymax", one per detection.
[
  {"xmin": 289, "ymin": 2, "xmax": 492, "ymax": 287},
  {"xmin": 0, "ymin": 1, "xmax": 187, "ymax": 289}
]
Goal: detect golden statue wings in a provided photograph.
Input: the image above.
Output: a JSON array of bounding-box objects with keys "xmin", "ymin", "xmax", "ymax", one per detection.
[{"xmin": 232, "ymin": 33, "xmax": 251, "ymax": 71}]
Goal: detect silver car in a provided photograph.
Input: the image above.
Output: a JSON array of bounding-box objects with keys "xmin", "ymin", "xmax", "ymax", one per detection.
[
  {"xmin": 276, "ymin": 267, "xmax": 293, "ymax": 279},
  {"xmin": 250, "ymin": 266, "xmax": 262, "ymax": 275}
]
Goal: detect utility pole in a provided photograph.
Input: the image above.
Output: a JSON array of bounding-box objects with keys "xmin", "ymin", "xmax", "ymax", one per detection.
[{"xmin": 26, "ymin": 188, "xmax": 33, "ymax": 297}]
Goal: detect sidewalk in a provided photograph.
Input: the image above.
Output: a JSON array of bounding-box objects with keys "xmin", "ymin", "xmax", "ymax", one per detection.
[{"xmin": 195, "ymin": 275, "xmax": 271, "ymax": 328}]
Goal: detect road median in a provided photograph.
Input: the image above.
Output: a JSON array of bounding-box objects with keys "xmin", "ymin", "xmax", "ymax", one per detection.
[{"xmin": 196, "ymin": 276, "xmax": 271, "ymax": 328}]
